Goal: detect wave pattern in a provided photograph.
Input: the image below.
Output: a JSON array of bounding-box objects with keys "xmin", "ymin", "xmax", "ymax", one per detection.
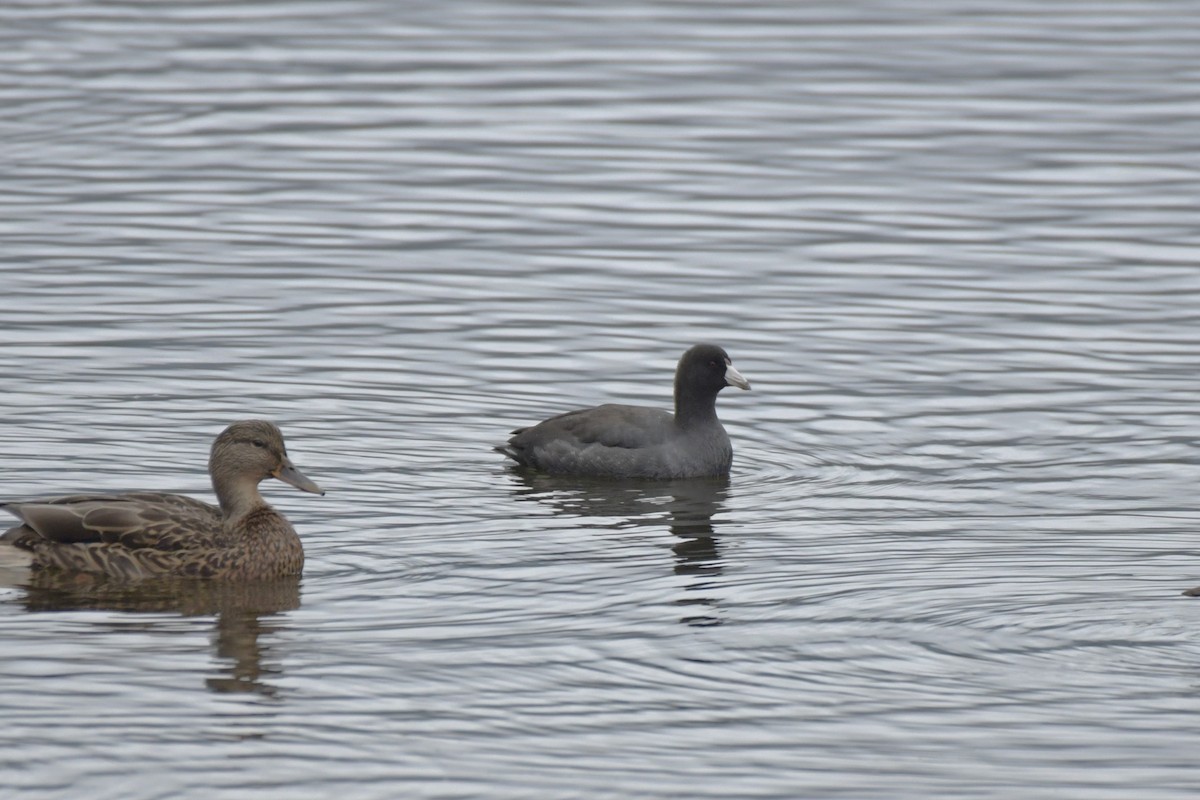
[{"xmin": 3, "ymin": 1, "xmax": 1200, "ymax": 798}]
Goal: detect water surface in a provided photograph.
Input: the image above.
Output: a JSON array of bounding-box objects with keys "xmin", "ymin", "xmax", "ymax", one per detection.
[{"xmin": 3, "ymin": 1, "xmax": 1200, "ymax": 798}]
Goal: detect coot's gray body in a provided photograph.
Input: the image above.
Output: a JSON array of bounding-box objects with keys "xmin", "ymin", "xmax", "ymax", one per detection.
[{"xmin": 497, "ymin": 344, "xmax": 750, "ymax": 479}]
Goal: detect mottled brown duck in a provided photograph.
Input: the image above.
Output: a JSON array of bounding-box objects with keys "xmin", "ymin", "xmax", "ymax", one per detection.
[{"xmin": 1, "ymin": 420, "xmax": 323, "ymax": 580}]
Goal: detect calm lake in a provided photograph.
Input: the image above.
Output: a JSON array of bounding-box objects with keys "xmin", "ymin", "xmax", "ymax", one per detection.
[{"xmin": 3, "ymin": 1, "xmax": 1200, "ymax": 798}]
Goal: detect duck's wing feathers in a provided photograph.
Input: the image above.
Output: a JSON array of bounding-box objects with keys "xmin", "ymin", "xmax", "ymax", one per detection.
[{"xmin": 2, "ymin": 493, "xmax": 222, "ymax": 552}]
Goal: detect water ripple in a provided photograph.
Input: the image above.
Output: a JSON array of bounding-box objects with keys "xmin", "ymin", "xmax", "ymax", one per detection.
[{"xmin": 4, "ymin": 1, "xmax": 1200, "ymax": 798}]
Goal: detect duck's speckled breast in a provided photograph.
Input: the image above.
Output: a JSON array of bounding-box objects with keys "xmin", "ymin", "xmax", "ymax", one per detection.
[{"xmin": 202, "ymin": 506, "xmax": 305, "ymax": 580}]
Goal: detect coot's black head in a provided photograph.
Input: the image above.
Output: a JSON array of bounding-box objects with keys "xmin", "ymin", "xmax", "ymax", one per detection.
[{"xmin": 675, "ymin": 344, "xmax": 751, "ymax": 404}]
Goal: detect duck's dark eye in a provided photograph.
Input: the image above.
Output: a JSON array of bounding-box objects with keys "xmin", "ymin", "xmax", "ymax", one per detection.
[
  {"xmin": 252, "ymin": 439, "xmax": 266, "ymax": 449},
  {"xmin": 709, "ymin": 360, "xmax": 720, "ymax": 367}
]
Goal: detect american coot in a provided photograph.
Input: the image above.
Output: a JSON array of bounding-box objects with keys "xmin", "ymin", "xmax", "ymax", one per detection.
[
  {"xmin": 497, "ymin": 344, "xmax": 750, "ymax": 479},
  {"xmin": 0, "ymin": 420, "xmax": 324, "ymax": 580}
]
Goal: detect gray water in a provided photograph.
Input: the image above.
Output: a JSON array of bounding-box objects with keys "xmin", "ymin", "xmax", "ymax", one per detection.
[{"xmin": 3, "ymin": 1, "xmax": 1200, "ymax": 797}]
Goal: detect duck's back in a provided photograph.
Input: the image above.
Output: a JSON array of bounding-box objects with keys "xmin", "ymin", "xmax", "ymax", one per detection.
[
  {"xmin": 2, "ymin": 493, "xmax": 219, "ymax": 547},
  {"xmin": 1, "ymin": 492, "xmax": 301, "ymax": 580}
]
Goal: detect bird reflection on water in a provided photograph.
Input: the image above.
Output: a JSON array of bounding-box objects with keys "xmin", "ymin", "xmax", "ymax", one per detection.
[
  {"xmin": 16, "ymin": 571, "xmax": 301, "ymax": 697},
  {"xmin": 506, "ymin": 472, "xmax": 731, "ymax": 627}
]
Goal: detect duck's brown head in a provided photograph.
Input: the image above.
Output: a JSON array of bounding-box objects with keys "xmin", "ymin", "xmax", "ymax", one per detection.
[{"xmin": 209, "ymin": 420, "xmax": 323, "ymax": 496}]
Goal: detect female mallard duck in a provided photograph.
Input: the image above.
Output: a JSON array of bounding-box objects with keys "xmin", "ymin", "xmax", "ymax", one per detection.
[{"xmin": 1, "ymin": 420, "xmax": 323, "ymax": 580}]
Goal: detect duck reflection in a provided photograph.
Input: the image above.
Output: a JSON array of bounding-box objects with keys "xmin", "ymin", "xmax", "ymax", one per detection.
[
  {"xmin": 16, "ymin": 571, "xmax": 300, "ymax": 697},
  {"xmin": 507, "ymin": 472, "xmax": 730, "ymax": 626}
]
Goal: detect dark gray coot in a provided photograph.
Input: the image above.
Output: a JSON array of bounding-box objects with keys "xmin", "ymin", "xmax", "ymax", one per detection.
[{"xmin": 497, "ymin": 344, "xmax": 750, "ymax": 479}]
